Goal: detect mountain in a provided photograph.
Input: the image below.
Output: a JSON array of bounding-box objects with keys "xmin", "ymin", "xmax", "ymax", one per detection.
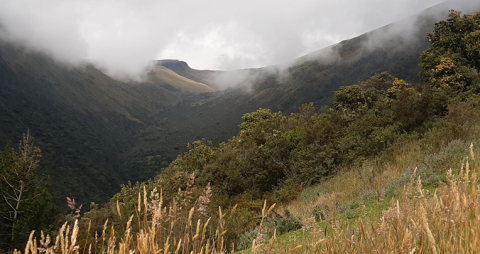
[
  {"xmin": 145, "ymin": 64, "xmax": 215, "ymax": 93},
  {"xmin": 1, "ymin": 0, "xmax": 479, "ymax": 206},
  {"xmin": 156, "ymin": 59, "xmax": 263, "ymax": 91},
  {"xmin": 133, "ymin": 1, "xmax": 462, "ymax": 164},
  {"xmin": 0, "ymin": 41, "xmax": 213, "ymax": 204}
]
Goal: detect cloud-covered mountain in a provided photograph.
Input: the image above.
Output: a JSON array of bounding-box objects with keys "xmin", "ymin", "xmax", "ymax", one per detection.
[{"xmin": 1, "ymin": 0, "xmax": 479, "ymax": 205}]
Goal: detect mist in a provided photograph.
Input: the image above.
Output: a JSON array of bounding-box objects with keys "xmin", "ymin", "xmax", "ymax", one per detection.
[{"xmin": 0, "ymin": 0, "xmax": 466, "ymax": 79}]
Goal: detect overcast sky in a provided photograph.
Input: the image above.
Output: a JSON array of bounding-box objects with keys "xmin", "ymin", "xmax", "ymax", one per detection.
[{"xmin": 0, "ymin": 0, "xmax": 450, "ymax": 76}]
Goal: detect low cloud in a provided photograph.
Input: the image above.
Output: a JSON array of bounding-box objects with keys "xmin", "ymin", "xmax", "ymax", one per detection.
[{"xmin": 0, "ymin": 0, "xmax": 455, "ymax": 79}]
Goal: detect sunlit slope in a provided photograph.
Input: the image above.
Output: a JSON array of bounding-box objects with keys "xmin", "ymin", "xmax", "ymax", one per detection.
[{"xmin": 145, "ymin": 65, "xmax": 215, "ymax": 93}]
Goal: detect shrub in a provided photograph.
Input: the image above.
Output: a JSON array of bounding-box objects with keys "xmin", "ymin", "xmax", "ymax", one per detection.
[
  {"xmin": 311, "ymin": 204, "xmax": 329, "ymax": 222},
  {"xmin": 265, "ymin": 216, "xmax": 303, "ymax": 235},
  {"xmin": 339, "ymin": 200, "xmax": 361, "ymax": 220},
  {"xmin": 236, "ymin": 229, "xmax": 258, "ymax": 251}
]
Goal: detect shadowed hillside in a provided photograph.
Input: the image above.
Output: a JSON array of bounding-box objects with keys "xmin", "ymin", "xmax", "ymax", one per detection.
[{"xmin": 0, "ymin": 41, "xmax": 212, "ymax": 204}]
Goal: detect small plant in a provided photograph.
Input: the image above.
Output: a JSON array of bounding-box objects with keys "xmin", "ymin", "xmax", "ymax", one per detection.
[
  {"xmin": 265, "ymin": 216, "xmax": 303, "ymax": 235},
  {"xmin": 67, "ymin": 197, "xmax": 82, "ymax": 219},
  {"xmin": 236, "ymin": 229, "xmax": 257, "ymax": 251},
  {"xmin": 278, "ymin": 217, "xmax": 303, "ymax": 235},
  {"xmin": 311, "ymin": 204, "xmax": 329, "ymax": 221}
]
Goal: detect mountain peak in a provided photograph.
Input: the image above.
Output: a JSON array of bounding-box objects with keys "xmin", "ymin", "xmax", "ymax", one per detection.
[{"xmin": 156, "ymin": 59, "xmax": 191, "ymax": 72}]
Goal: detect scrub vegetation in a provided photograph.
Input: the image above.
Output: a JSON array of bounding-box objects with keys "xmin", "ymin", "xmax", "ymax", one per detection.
[{"xmin": 2, "ymin": 9, "xmax": 480, "ymax": 253}]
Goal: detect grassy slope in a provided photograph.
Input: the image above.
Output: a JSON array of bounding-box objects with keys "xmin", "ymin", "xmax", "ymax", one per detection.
[
  {"xmin": 236, "ymin": 100, "xmax": 480, "ymax": 253},
  {"xmin": 145, "ymin": 65, "xmax": 215, "ymax": 93}
]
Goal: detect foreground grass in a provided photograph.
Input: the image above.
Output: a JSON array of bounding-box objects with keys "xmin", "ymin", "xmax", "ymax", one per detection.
[
  {"xmin": 242, "ymin": 138, "xmax": 480, "ymax": 253},
  {"xmin": 17, "ymin": 187, "xmax": 232, "ymax": 254},
  {"xmin": 265, "ymin": 167, "xmax": 479, "ymax": 253}
]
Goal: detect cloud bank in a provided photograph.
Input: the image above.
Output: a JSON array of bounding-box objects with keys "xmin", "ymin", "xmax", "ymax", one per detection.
[{"xmin": 0, "ymin": 0, "xmax": 456, "ymax": 77}]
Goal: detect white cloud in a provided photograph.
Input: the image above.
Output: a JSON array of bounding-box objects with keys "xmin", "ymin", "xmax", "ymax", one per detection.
[{"xmin": 1, "ymin": 0, "xmax": 467, "ymax": 76}]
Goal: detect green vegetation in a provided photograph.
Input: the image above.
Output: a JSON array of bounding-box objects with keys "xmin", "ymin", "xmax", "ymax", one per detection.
[
  {"xmin": 0, "ymin": 132, "xmax": 54, "ymax": 250},
  {"xmin": 4, "ymin": 8, "xmax": 480, "ymax": 254},
  {"xmin": 420, "ymin": 10, "xmax": 480, "ymax": 94},
  {"xmin": 0, "ymin": 0, "xmax": 436, "ymax": 211},
  {"xmin": 150, "ymin": 69, "xmax": 436, "ymax": 209}
]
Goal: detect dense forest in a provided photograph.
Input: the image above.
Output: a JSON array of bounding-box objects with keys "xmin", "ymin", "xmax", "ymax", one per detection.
[{"xmin": 1, "ymin": 8, "xmax": 480, "ymax": 254}]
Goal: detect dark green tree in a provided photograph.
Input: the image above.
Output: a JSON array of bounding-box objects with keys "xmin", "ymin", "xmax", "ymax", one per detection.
[{"xmin": 419, "ymin": 10, "xmax": 480, "ymax": 94}]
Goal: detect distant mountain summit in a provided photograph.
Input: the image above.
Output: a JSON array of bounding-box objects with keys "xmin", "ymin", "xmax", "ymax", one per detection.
[{"xmin": 156, "ymin": 59, "xmax": 191, "ymax": 72}]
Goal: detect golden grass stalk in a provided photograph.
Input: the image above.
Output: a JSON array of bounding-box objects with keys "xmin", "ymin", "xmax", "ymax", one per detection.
[
  {"xmin": 266, "ymin": 203, "xmax": 276, "ymax": 217},
  {"xmin": 116, "ymin": 200, "xmax": 122, "ymax": 220},
  {"xmin": 470, "ymin": 143, "xmax": 475, "ymax": 160},
  {"xmin": 420, "ymin": 206, "xmax": 437, "ymax": 254},
  {"xmin": 229, "ymin": 204, "xmax": 238, "ymax": 218},
  {"xmin": 290, "ymin": 245, "xmax": 302, "ymax": 252},
  {"xmin": 268, "ymin": 229, "xmax": 277, "ymax": 252}
]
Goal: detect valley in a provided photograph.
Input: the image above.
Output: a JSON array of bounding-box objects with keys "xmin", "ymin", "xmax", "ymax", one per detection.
[{"xmin": 1, "ymin": 0, "xmax": 480, "ymax": 252}]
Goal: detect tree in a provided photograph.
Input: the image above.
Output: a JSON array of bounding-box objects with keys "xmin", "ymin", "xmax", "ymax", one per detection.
[
  {"xmin": 0, "ymin": 131, "xmax": 52, "ymax": 250},
  {"xmin": 419, "ymin": 10, "xmax": 480, "ymax": 94}
]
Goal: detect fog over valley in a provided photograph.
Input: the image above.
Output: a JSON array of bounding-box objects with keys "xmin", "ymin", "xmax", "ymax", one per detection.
[{"xmin": 0, "ymin": 0, "xmax": 452, "ymax": 78}]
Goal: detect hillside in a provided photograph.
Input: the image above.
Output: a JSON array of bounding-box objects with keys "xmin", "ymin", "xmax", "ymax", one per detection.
[
  {"xmin": 145, "ymin": 65, "xmax": 215, "ymax": 93},
  {"xmin": 0, "ymin": 40, "xmax": 213, "ymax": 204}
]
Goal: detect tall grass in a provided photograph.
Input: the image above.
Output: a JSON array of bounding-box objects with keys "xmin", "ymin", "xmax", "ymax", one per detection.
[
  {"xmin": 255, "ymin": 144, "xmax": 480, "ymax": 253},
  {"xmin": 16, "ymin": 186, "xmax": 232, "ymax": 254},
  {"xmin": 17, "ymin": 149, "xmax": 480, "ymax": 253}
]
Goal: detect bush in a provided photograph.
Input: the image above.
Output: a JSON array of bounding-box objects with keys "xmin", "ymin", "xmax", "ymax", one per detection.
[
  {"xmin": 311, "ymin": 204, "xmax": 329, "ymax": 222},
  {"xmin": 339, "ymin": 200, "xmax": 361, "ymax": 220},
  {"xmin": 265, "ymin": 216, "xmax": 303, "ymax": 235},
  {"xmin": 236, "ymin": 229, "xmax": 257, "ymax": 251}
]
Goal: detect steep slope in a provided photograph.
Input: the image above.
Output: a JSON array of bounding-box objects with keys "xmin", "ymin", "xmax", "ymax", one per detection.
[
  {"xmin": 156, "ymin": 60, "xmax": 221, "ymax": 89},
  {"xmin": 145, "ymin": 65, "xmax": 215, "ymax": 93},
  {"xmin": 156, "ymin": 59, "xmax": 263, "ymax": 91},
  {"xmin": 0, "ymin": 40, "xmax": 206, "ymax": 204}
]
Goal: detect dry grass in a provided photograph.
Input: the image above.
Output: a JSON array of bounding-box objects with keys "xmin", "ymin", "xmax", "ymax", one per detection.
[
  {"xmin": 16, "ymin": 139, "xmax": 480, "ymax": 253},
  {"xmin": 16, "ymin": 186, "xmax": 232, "ymax": 254},
  {"xmin": 276, "ymin": 140, "xmax": 426, "ymax": 221},
  {"xmin": 256, "ymin": 144, "xmax": 480, "ymax": 253}
]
